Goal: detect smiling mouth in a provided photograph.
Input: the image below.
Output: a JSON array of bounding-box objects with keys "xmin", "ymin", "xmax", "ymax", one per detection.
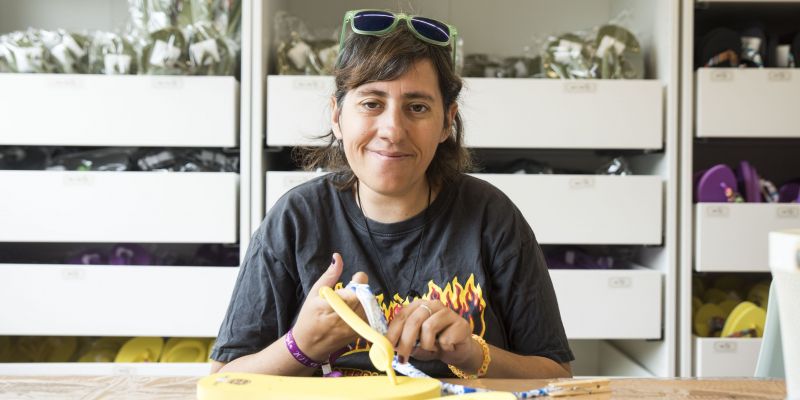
[{"xmin": 369, "ymin": 150, "xmax": 412, "ymax": 159}]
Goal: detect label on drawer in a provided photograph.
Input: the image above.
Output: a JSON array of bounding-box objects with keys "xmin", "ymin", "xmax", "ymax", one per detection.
[
  {"xmin": 568, "ymin": 176, "xmax": 595, "ymax": 190},
  {"xmin": 776, "ymin": 206, "xmax": 800, "ymax": 219},
  {"xmin": 151, "ymin": 76, "xmax": 183, "ymax": 90},
  {"xmin": 292, "ymin": 79, "xmax": 329, "ymax": 91},
  {"xmin": 608, "ymin": 276, "xmax": 632, "ymax": 288},
  {"xmin": 112, "ymin": 365, "xmax": 136, "ymax": 375},
  {"xmin": 768, "ymin": 70, "xmax": 792, "ymax": 82},
  {"xmin": 709, "ymin": 70, "xmax": 733, "ymax": 82},
  {"xmin": 61, "ymin": 268, "xmax": 86, "ymax": 281},
  {"xmin": 47, "ymin": 76, "xmax": 83, "ymax": 89},
  {"xmin": 62, "ymin": 174, "xmax": 95, "ymax": 187},
  {"xmin": 713, "ymin": 341, "xmax": 737, "ymax": 353},
  {"xmin": 705, "ymin": 205, "xmax": 730, "ymax": 218},
  {"xmin": 563, "ymin": 81, "xmax": 596, "ymax": 94}
]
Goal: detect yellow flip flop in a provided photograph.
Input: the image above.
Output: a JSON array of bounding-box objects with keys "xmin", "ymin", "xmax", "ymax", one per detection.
[
  {"xmin": 702, "ymin": 288, "xmax": 729, "ymax": 304},
  {"xmin": 78, "ymin": 337, "xmax": 127, "ymax": 363},
  {"xmin": 115, "ymin": 337, "xmax": 164, "ymax": 362},
  {"xmin": 721, "ymin": 301, "xmax": 766, "ymax": 338},
  {"xmin": 718, "ymin": 299, "xmax": 739, "ymax": 317},
  {"xmin": 0, "ymin": 337, "xmax": 13, "ymax": 361},
  {"xmin": 747, "ymin": 282, "xmax": 770, "ymax": 309},
  {"xmin": 161, "ymin": 338, "xmax": 208, "ymax": 363},
  {"xmin": 44, "ymin": 336, "xmax": 78, "ymax": 362},
  {"xmin": 694, "ymin": 303, "xmax": 726, "ymax": 337},
  {"xmin": 198, "ymin": 287, "xmax": 444, "ymax": 400}
]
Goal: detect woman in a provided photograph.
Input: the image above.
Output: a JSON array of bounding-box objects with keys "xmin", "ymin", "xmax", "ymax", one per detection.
[{"xmin": 211, "ymin": 10, "xmax": 573, "ymax": 379}]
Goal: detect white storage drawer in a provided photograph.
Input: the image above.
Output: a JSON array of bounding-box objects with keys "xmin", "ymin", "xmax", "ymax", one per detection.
[
  {"xmin": 696, "ymin": 68, "xmax": 800, "ymax": 138},
  {"xmin": 266, "ymin": 172, "xmax": 663, "ymax": 245},
  {"xmin": 695, "ymin": 203, "xmax": 800, "ymax": 272},
  {"xmin": 266, "ymin": 75, "xmax": 335, "ymax": 147},
  {"xmin": 478, "ymin": 174, "xmax": 663, "ymax": 245},
  {"xmin": 461, "ymin": 78, "xmax": 663, "ymax": 149},
  {"xmin": 0, "ymin": 171, "xmax": 238, "ymax": 243},
  {"xmin": 0, "ymin": 264, "xmax": 238, "ymax": 337},
  {"xmin": 551, "ymin": 269, "xmax": 662, "ymax": 340},
  {"xmin": 266, "ymin": 76, "xmax": 664, "ymax": 149},
  {"xmin": 266, "ymin": 170, "xmax": 328, "ymax": 211},
  {"xmin": 693, "ymin": 337, "xmax": 762, "ymax": 377},
  {"xmin": 0, "ymin": 74, "xmax": 239, "ymax": 147}
]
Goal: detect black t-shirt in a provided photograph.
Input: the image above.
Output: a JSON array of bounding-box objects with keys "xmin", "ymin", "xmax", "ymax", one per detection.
[{"xmin": 211, "ymin": 173, "xmax": 574, "ymax": 377}]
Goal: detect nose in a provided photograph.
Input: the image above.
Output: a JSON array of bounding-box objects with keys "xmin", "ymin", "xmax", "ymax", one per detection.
[{"xmin": 376, "ymin": 103, "xmax": 406, "ymax": 143}]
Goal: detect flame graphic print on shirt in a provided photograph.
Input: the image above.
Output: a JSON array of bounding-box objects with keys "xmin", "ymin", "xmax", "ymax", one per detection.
[{"xmin": 335, "ymin": 274, "xmax": 487, "ymax": 357}]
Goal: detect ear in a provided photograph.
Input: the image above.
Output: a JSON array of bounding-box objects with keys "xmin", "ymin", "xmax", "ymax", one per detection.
[
  {"xmin": 441, "ymin": 103, "xmax": 458, "ymax": 143},
  {"xmin": 331, "ymin": 96, "xmax": 343, "ymax": 140}
]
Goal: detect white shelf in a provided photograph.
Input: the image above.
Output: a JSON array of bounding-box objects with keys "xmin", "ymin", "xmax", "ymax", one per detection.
[
  {"xmin": 0, "ymin": 264, "xmax": 238, "ymax": 337},
  {"xmin": 551, "ymin": 269, "xmax": 663, "ymax": 340},
  {"xmin": 266, "ymin": 172, "xmax": 663, "ymax": 245},
  {"xmin": 461, "ymin": 78, "xmax": 664, "ymax": 149},
  {"xmin": 0, "ymin": 74, "xmax": 239, "ymax": 147},
  {"xmin": 694, "ymin": 203, "xmax": 800, "ymax": 272},
  {"xmin": 265, "ymin": 76, "xmax": 664, "ymax": 149},
  {"xmin": 0, "ymin": 171, "xmax": 239, "ymax": 243},
  {"xmin": 693, "ymin": 337, "xmax": 762, "ymax": 378},
  {"xmin": 696, "ymin": 68, "xmax": 800, "ymax": 138},
  {"xmin": 478, "ymin": 174, "xmax": 663, "ymax": 245},
  {"xmin": 0, "ymin": 362, "xmax": 209, "ymax": 376}
]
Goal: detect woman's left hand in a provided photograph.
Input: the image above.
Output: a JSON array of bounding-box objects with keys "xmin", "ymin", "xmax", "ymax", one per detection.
[{"xmin": 385, "ymin": 299, "xmax": 481, "ymax": 369}]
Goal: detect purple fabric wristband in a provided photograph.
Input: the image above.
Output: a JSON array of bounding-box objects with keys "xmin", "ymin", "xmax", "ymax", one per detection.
[{"xmin": 285, "ymin": 328, "xmax": 323, "ymax": 368}]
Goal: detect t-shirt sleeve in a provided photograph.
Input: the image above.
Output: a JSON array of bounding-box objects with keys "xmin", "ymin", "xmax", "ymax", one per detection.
[
  {"xmin": 210, "ymin": 230, "xmax": 300, "ymax": 363},
  {"xmin": 490, "ymin": 227, "xmax": 575, "ymax": 364}
]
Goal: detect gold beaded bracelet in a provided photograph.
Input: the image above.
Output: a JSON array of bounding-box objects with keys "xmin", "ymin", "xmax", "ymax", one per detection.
[{"xmin": 448, "ymin": 334, "xmax": 490, "ymax": 379}]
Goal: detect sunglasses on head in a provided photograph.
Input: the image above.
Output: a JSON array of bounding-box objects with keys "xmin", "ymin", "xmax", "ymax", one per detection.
[{"xmin": 338, "ymin": 9, "xmax": 458, "ymax": 67}]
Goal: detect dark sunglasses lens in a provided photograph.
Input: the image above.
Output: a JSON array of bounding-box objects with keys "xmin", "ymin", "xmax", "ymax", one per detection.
[
  {"xmin": 353, "ymin": 11, "xmax": 395, "ymax": 32},
  {"xmin": 410, "ymin": 17, "xmax": 450, "ymax": 43}
]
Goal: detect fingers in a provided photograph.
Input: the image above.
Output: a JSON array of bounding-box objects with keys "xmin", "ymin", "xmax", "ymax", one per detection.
[
  {"xmin": 351, "ymin": 271, "xmax": 369, "ymax": 285},
  {"xmin": 391, "ymin": 301, "xmax": 446, "ymax": 361},
  {"xmin": 309, "ymin": 253, "xmax": 344, "ymax": 297}
]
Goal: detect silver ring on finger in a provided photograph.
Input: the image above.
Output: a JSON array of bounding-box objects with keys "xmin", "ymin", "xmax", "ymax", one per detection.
[{"xmin": 419, "ymin": 304, "xmax": 433, "ymax": 317}]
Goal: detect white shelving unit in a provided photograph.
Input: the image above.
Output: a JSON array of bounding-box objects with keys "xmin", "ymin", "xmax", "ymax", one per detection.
[
  {"xmin": 0, "ymin": 0, "xmax": 254, "ymax": 373},
  {"xmin": 258, "ymin": 0, "xmax": 679, "ymax": 377},
  {"xmin": 679, "ymin": 0, "xmax": 800, "ymax": 377}
]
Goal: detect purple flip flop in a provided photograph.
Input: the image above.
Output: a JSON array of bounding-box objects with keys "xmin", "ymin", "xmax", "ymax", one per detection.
[{"xmin": 697, "ymin": 164, "xmax": 739, "ymax": 203}]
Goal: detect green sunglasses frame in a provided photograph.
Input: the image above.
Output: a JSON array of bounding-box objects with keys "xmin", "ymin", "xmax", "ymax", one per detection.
[{"xmin": 338, "ymin": 9, "xmax": 459, "ymax": 67}]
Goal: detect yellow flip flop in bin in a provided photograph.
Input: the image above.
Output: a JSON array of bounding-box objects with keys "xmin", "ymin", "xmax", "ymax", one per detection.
[
  {"xmin": 721, "ymin": 301, "xmax": 767, "ymax": 338},
  {"xmin": 161, "ymin": 338, "xmax": 209, "ymax": 363},
  {"xmin": 198, "ymin": 287, "xmax": 607, "ymax": 399},
  {"xmin": 115, "ymin": 337, "xmax": 164, "ymax": 363},
  {"xmin": 78, "ymin": 337, "xmax": 127, "ymax": 363}
]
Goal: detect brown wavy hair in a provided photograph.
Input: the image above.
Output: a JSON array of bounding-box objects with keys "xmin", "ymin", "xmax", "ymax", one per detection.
[{"xmin": 295, "ymin": 23, "xmax": 472, "ymax": 190}]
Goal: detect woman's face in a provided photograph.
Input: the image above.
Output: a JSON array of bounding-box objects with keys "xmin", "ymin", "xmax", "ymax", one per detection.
[{"xmin": 332, "ymin": 59, "xmax": 457, "ymax": 198}]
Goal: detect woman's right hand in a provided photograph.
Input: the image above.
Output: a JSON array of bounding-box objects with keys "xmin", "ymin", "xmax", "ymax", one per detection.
[{"xmin": 289, "ymin": 252, "xmax": 369, "ymax": 363}]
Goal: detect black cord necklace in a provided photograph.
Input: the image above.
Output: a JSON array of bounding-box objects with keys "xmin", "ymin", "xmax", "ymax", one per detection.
[{"xmin": 356, "ymin": 179, "xmax": 431, "ymax": 299}]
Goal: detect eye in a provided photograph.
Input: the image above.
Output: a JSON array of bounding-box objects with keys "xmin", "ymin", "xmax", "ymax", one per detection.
[
  {"xmin": 409, "ymin": 103, "xmax": 429, "ymax": 113},
  {"xmin": 361, "ymin": 100, "xmax": 382, "ymax": 110}
]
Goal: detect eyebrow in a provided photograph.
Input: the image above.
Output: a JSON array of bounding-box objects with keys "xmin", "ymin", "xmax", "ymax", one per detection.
[{"xmin": 354, "ymin": 89, "xmax": 436, "ymax": 102}]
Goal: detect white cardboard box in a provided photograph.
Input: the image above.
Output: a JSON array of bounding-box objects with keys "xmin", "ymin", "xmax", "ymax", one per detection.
[
  {"xmin": 0, "ymin": 264, "xmax": 238, "ymax": 337},
  {"xmin": 266, "ymin": 171, "xmax": 663, "ymax": 245},
  {"xmin": 695, "ymin": 203, "xmax": 800, "ymax": 272},
  {"xmin": 693, "ymin": 337, "xmax": 762, "ymax": 377},
  {"xmin": 696, "ymin": 68, "xmax": 800, "ymax": 138},
  {"xmin": 266, "ymin": 75, "xmax": 664, "ymax": 149},
  {"xmin": 0, "ymin": 74, "xmax": 239, "ymax": 147},
  {"xmin": 0, "ymin": 171, "xmax": 238, "ymax": 243},
  {"xmin": 551, "ymin": 269, "xmax": 663, "ymax": 339}
]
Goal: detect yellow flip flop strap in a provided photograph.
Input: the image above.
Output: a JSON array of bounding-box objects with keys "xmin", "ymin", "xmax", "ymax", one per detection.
[{"xmin": 319, "ymin": 286, "xmax": 398, "ymax": 386}]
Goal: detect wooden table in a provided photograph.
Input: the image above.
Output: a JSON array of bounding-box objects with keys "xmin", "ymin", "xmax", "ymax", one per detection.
[{"xmin": 0, "ymin": 376, "xmax": 787, "ymax": 399}]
